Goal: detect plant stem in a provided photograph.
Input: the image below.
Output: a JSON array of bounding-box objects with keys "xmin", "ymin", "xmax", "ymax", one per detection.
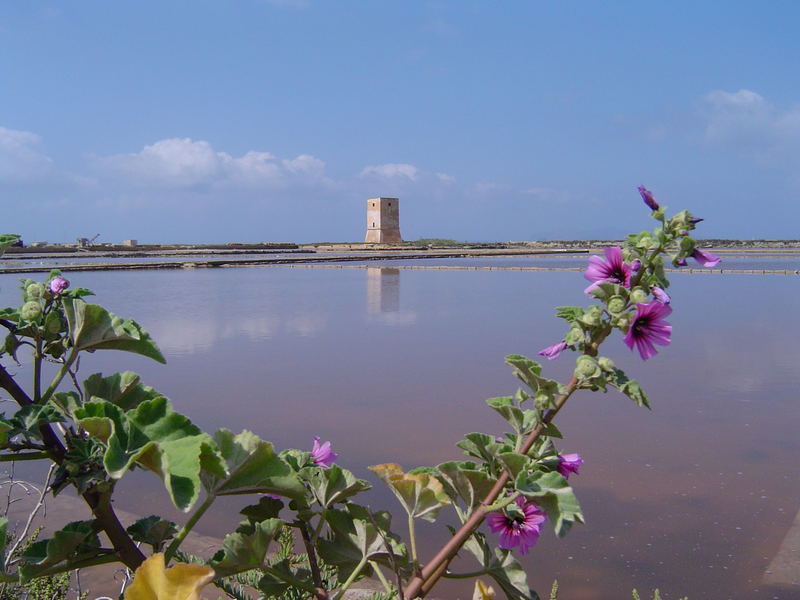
[
  {"xmin": 39, "ymin": 349, "xmax": 77, "ymax": 405},
  {"xmin": 333, "ymin": 556, "xmax": 368, "ymax": 600},
  {"xmin": 164, "ymin": 494, "xmax": 216, "ymax": 562},
  {"xmin": 403, "ymin": 376, "xmax": 579, "ymax": 600},
  {"xmin": 370, "ymin": 561, "xmax": 393, "ymax": 593},
  {"xmin": 296, "ymin": 518, "xmax": 328, "ymax": 598},
  {"xmin": 407, "ymin": 514, "xmax": 418, "ymax": 565},
  {"xmin": 33, "ymin": 339, "xmax": 42, "ymax": 403}
]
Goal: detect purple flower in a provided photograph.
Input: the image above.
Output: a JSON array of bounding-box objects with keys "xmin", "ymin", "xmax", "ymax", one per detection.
[
  {"xmin": 676, "ymin": 257, "xmax": 688, "ymax": 267},
  {"xmin": 584, "ymin": 247, "xmax": 633, "ymax": 294},
  {"xmin": 311, "ymin": 436, "xmax": 337, "ymax": 468},
  {"xmin": 624, "ymin": 301, "xmax": 672, "ymax": 360},
  {"xmin": 486, "ymin": 497, "xmax": 546, "ymax": 555},
  {"xmin": 690, "ymin": 248, "xmax": 721, "ymax": 268},
  {"xmin": 689, "ymin": 217, "xmax": 704, "ymax": 225},
  {"xmin": 49, "ymin": 276, "xmax": 69, "ymax": 295},
  {"xmin": 638, "ymin": 185, "xmax": 659, "ymax": 211},
  {"xmin": 651, "ymin": 286, "xmax": 671, "ymax": 304},
  {"xmin": 557, "ymin": 453, "xmax": 584, "ymax": 479},
  {"xmin": 538, "ymin": 341, "xmax": 568, "ymax": 361},
  {"xmin": 630, "ymin": 259, "xmax": 642, "ymax": 272}
]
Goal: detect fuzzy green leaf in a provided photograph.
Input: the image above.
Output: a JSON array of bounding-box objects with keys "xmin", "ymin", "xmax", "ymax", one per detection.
[
  {"xmin": 210, "ymin": 518, "xmax": 283, "ymax": 577},
  {"xmin": 83, "ymin": 371, "xmax": 164, "ymax": 411},
  {"xmin": 515, "ymin": 471, "xmax": 584, "ymax": 537},
  {"xmin": 460, "ymin": 529, "xmax": 540, "ymax": 600},
  {"xmin": 302, "ymin": 464, "xmax": 371, "ymax": 509},
  {"xmin": 435, "ymin": 461, "xmax": 496, "ymax": 514},
  {"xmin": 63, "ymin": 298, "xmax": 165, "ymax": 363},
  {"xmin": 76, "ymin": 398, "xmax": 225, "ymax": 511},
  {"xmin": 18, "ymin": 520, "xmax": 101, "ymax": 583},
  {"xmin": 318, "ymin": 503, "xmax": 407, "ymax": 584},
  {"xmin": 126, "ymin": 516, "xmax": 178, "ymax": 552},
  {"xmin": 202, "ymin": 429, "xmax": 305, "ymax": 501},
  {"xmin": 369, "ymin": 463, "xmax": 450, "ymax": 522}
]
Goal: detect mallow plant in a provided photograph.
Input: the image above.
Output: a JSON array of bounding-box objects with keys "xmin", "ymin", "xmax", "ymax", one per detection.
[{"xmin": 0, "ymin": 188, "xmax": 718, "ymax": 600}]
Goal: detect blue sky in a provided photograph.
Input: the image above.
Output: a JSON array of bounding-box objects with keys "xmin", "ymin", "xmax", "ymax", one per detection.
[{"xmin": 2, "ymin": 1, "xmax": 799, "ymax": 243}]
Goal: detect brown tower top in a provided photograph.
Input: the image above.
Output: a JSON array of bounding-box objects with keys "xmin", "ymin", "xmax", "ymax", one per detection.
[{"xmin": 364, "ymin": 197, "xmax": 402, "ymax": 243}]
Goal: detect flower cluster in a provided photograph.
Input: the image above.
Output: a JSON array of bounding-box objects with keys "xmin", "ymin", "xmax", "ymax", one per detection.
[{"xmin": 538, "ymin": 185, "xmax": 719, "ymax": 362}]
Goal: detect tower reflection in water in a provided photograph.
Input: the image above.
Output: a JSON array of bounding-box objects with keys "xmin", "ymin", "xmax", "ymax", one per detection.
[{"xmin": 366, "ymin": 267, "xmax": 400, "ymax": 314}]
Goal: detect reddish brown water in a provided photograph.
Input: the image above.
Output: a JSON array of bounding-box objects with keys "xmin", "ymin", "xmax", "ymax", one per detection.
[{"xmin": 1, "ymin": 264, "xmax": 799, "ymax": 599}]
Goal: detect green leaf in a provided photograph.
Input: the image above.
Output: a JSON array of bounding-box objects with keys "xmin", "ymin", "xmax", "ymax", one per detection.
[
  {"xmin": 62, "ymin": 298, "xmax": 165, "ymax": 363},
  {"xmin": 515, "ymin": 471, "xmax": 584, "ymax": 537},
  {"xmin": 435, "ymin": 461, "xmax": 496, "ymax": 515},
  {"xmin": 83, "ymin": 371, "xmax": 164, "ymax": 411},
  {"xmin": 302, "ymin": 464, "xmax": 371, "ymax": 509},
  {"xmin": 497, "ymin": 453, "xmax": 532, "ymax": 480},
  {"xmin": 75, "ymin": 398, "xmax": 225, "ymax": 511},
  {"xmin": 318, "ymin": 503, "xmax": 407, "ymax": 584},
  {"xmin": 554, "ymin": 306, "xmax": 583, "ymax": 323},
  {"xmin": 368, "ymin": 463, "xmax": 450, "ymax": 522},
  {"xmin": 486, "ymin": 396, "xmax": 527, "ymax": 434},
  {"xmin": 257, "ymin": 559, "xmax": 315, "ymax": 598},
  {"xmin": 459, "ymin": 529, "xmax": 540, "ymax": 600},
  {"xmin": 18, "ymin": 520, "xmax": 101, "ymax": 584},
  {"xmin": 210, "ymin": 518, "xmax": 283, "ymax": 577},
  {"xmin": 606, "ymin": 368, "xmax": 651, "ymax": 409},
  {"xmin": 51, "ymin": 436, "xmax": 107, "ymax": 495},
  {"xmin": 126, "ymin": 516, "xmax": 178, "ymax": 552},
  {"xmin": 202, "ymin": 429, "xmax": 305, "ymax": 501},
  {"xmin": 456, "ymin": 432, "xmax": 498, "ymax": 464},
  {"xmin": 239, "ymin": 496, "xmax": 284, "ymax": 525}
]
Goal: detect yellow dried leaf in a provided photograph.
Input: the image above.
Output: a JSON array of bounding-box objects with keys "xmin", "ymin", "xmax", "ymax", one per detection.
[
  {"xmin": 125, "ymin": 553, "xmax": 215, "ymax": 600},
  {"xmin": 473, "ymin": 579, "xmax": 496, "ymax": 600}
]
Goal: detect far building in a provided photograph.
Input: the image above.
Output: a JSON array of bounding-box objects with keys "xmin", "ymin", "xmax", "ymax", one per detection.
[{"xmin": 364, "ymin": 197, "xmax": 402, "ymax": 243}]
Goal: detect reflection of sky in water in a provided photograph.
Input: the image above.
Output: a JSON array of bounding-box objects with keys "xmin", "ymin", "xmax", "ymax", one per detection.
[{"xmin": 0, "ymin": 266, "xmax": 799, "ymax": 599}]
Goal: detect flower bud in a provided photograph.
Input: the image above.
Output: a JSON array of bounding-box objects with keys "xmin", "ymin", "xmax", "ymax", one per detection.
[
  {"xmin": 607, "ymin": 296, "xmax": 627, "ymax": 314},
  {"xmin": 20, "ymin": 300, "xmax": 42, "ymax": 321},
  {"xmin": 574, "ymin": 355, "xmax": 601, "ymax": 379},
  {"xmin": 614, "ymin": 313, "xmax": 632, "ymax": 331},
  {"xmin": 630, "ymin": 287, "xmax": 649, "ymax": 304},
  {"xmin": 26, "ymin": 282, "xmax": 45, "ymax": 299},
  {"xmin": 49, "ymin": 276, "xmax": 69, "ymax": 295},
  {"xmin": 598, "ymin": 357, "xmax": 616, "ymax": 372},
  {"xmin": 579, "ymin": 306, "xmax": 603, "ymax": 327},
  {"xmin": 565, "ymin": 325, "xmax": 584, "ymax": 345}
]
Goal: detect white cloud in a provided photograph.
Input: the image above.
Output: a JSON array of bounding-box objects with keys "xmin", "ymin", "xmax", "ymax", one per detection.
[
  {"xmin": 701, "ymin": 89, "xmax": 800, "ymax": 164},
  {"xmin": 435, "ymin": 172, "xmax": 455, "ymax": 184},
  {"xmin": 96, "ymin": 137, "xmax": 328, "ymax": 189},
  {"xmin": 359, "ymin": 163, "xmax": 419, "ymax": 181},
  {"xmin": 0, "ymin": 126, "xmax": 54, "ymax": 182}
]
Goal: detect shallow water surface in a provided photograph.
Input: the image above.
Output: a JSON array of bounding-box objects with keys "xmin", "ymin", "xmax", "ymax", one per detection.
[{"xmin": 1, "ymin": 264, "xmax": 798, "ymax": 599}]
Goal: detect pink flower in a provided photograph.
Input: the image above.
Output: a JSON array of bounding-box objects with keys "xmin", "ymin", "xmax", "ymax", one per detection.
[
  {"xmin": 638, "ymin": 185, "xmax": 659, "ymax": 211},
  {"xmin": 538, "ymin": 341, "xmax": 568, "ymax": 360},
  {"xmin": 557, "ymin": 453, "xmax": 584, "ymax": 478},
  {"xmin": 690, "ymin": 248, "xmax": 721, "ymax": 268},
  {"xmin": 486, "ymin": 497, "xmax": 546, "ymax": 555},
  {"xmin": 49, "ymin": 276, "xmax": 69, "ymax": 295},
  {"xmin": 624, "ymin": 301, "xmax": 672, "ymax": 360},
  {"xmin": 311, "ymin": 436, "xmax": 337, "ymax": 468},
  {"xmin": 584, "ymin": 247, "xmax": 633, "ymax": 294},
  {"xmin": 651, "ymin": 286, "xmax": 671, "ymax": 304}
]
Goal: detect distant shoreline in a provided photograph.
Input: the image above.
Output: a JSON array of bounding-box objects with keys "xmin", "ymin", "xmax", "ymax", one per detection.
[{"xmin": 5, "ymin": 238, "xmax": 800, "ymax": 257}]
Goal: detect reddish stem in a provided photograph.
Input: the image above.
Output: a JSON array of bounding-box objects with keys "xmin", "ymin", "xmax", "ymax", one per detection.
[{"xmin": 403, "ymin": 376, "xmax": 578, "ymax": 599}]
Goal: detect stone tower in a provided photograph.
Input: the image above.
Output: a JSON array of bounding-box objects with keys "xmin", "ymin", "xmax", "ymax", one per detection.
[{"xmin": 364, "ymin": 197, "xmax": 402, "ymax": 243}]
